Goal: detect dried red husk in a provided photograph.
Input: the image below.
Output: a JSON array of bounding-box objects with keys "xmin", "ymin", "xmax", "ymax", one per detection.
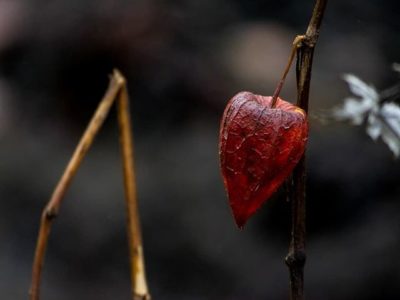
[{"xmin": 219, "ymin": 91, "xmax": 308, "ymax": 228}]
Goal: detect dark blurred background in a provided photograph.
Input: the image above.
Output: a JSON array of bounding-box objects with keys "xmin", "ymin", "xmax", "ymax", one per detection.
[{"xmin": 1, "ymin": 0, "xmax": 400, "ymax": 299}]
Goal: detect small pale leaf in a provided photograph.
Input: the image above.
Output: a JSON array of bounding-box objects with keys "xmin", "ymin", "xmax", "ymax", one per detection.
[
  {"xmin": 381, "ymin": 103, "xmax": 400, "ymax": 135},
  {"xmin": 342, "ymin": 74, "xmax": 379, "ymax": 103},
  {"xmin": 381, "ymin": 127, "xmax": 400, "ymax": 157},
  {"xmin": 366, "ymin": 114, "xmax": 381, "ymax": 141},
  {"xmin": 333, "ymin": 97, "xmax": 376, "ymax": 125}
]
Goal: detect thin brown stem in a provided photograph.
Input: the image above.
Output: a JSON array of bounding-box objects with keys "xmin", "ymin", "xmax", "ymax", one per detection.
[
  {"xmin": 285, "ymin": 1, "xmax": 327, "ymax": 300},
  {"xmin": 116, "ymin": 70, "xmax": 151, "ymax": 300},
  {"xmin": 29, "ymin": 70, "xmax": 150, "ymax": 300},
  {"xmin": 271, "ymin": 35, "xmax": 306, "ymax": 108},
  {"xmin": 29, "ymin": 72, "xmax": 123, "ymax": 300}
]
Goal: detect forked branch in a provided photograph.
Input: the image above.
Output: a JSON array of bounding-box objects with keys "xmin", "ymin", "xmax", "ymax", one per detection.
[{"xmin": 29, "ymin": 70, "xmax": 150, "ymax": 300}]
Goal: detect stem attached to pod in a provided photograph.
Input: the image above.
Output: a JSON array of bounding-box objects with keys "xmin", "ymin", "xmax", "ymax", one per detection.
[{"xmin": 271, "ymin": 35, "xmax": 305, "ymax": 108}]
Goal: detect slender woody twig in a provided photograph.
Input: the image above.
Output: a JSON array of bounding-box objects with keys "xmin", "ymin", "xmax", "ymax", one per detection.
[
  {"xmin": 285, "ymin": 1, "xmax": 327, "ymax": 300},
  {"xmin": 117, "ymin": 76, "xmax": 151, "ymax": 300},
  {"xmin": 29, "ymin": 70, "xmax": 150, "ymax": 300}
]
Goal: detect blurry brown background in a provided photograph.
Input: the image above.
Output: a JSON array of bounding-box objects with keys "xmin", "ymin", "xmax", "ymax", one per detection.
[{"xmin": 1, "ymin": 0, "xmax": 399, "ymax": 299}]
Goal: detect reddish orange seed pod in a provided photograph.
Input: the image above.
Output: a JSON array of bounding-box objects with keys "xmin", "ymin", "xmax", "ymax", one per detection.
[{"xmin": 219, "ymin": 91, "xmax": 308, "ymax": 228}]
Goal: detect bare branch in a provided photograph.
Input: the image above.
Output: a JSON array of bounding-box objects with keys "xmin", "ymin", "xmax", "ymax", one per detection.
[
  {"xmin": 29, "ymin": 70, "xmax": 151, "ymax": 300},
  {"xmin": 286, "ymin": 1, "xmax": 327, "ymax": 300},
  {"xmin": 116, "ymin": 70, "xmax": 151, "ymax": 300}
]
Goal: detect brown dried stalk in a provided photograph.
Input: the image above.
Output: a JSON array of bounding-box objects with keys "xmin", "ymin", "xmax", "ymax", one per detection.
[
  {"xmin": 29, "ymin": 70, "xmax": 150, "ymax": 300},
  {"xmin": 285, "ymin": 1, "xmax": 328, "ymax": 300}
]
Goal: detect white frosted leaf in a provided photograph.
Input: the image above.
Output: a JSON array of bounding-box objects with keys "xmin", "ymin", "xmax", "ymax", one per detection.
[
  {"xmin": 366, "ymin": 114, "xmax": 381, "ymax": 140},
  {"xmin": 334, "ymin": 71, "xmax": 400, "ymax": 158},
  {"xmin": 342, "ymin": 74, "xmax": 379, "ymax": 103},
  {"xmin": 381, "ymin": 127, "xmax": 400, "ymax": 157},
  {"xmin": 381, "ymin": 102, "xmax": 400, "ymax": 135},
  {"xmin": 333, "ymin": 97, "xmax": 377, "ymax": 125}
]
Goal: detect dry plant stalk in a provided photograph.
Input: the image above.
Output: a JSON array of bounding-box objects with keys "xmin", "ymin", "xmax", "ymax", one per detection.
[
  {"xmin": 29, "ymin": 70, "xmax": 151, "ymax": 300},
  {"xmin": 285, "ymin": 1, "xmax": 327, "ymax": 300}
]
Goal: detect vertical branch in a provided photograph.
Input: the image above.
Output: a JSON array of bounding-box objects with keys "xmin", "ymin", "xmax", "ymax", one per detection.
[
  {"xmin": 285, "ymin": 1, "xmax": 327, "ymax": 300},
  {"xmin": 116, "ymin": 70, "xmax": 151, "ymax": 300},
  {"xmin": 29, "ymin": 72, "xmax": 124, "ymax": 300}
]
